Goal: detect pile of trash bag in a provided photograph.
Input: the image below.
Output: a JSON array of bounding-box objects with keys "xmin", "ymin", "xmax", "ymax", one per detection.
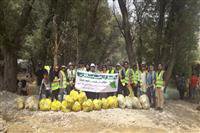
[
  {"xmin": 117, "ymin": 94, "xmax": 126, "ymax": 109},
  {"xmin": 25, "ymin": 96, "xmax": 38, "ymax": 111},
  {"xmin": 39, "ymin": 98, "xmax": 51, "ymax": 111},
  {"xmin": 50, "ymin": 100, "xmax": 61, "ymax": 111},
  {"xmin": 15, "ymin": 97, "xmax": 25, "ymax": 110},
  {"xmin": 82, "ymin": 99, "xmax": 94, "ymax": 112},
  {"xmin": 139, "ymin": 94, "xmax": 150, "ymax": 109},
  {"xmin": 93, "ymin": 99, "xmax": 102, "ymax": 110}
]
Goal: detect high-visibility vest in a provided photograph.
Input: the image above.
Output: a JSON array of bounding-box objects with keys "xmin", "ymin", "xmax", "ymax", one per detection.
[
  {"xmin": 121, "ymin": 68, "xmax": 132, "ymax": 86},
  {"xmin": 156, "ymin": 70, "xmax": 164, "ymax": 88},
  {"xmin": 109, "ymin": 69, "xmax": 115, "ymax": 74},
  {"xmin": 51, "ymin": 77, "xmax": 60, "ymax": 91},
  {"xmin": 132, "ymin": 70, "xmax": 141, "ymax": 84},
  {"xmin": 60, "ymin": 70, "xmax": 67, "ymax": 88}
]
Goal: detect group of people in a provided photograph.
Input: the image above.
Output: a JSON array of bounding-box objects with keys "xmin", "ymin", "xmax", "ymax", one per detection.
[
  {"xmin": 176, "ymin": 72, "xmax": 200, "ymax": 100},
  {"xmin": 37, "ymin": 61, "xmax": 166, "ymax": 111}
]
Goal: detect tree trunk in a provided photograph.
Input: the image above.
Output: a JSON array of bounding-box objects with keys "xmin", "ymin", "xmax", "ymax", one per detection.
[
  {"xmin": 155, "ymin": 0, "xmax": 167, "ymax": 64},
  {"xmin": 3, "ymin": 48, "xmax": 17, "ymax": 92},
  {"xmin": 118, "ymin": 0, "xmax": 136, "ymax": 66},
  {"xmin": 165, "ymin": 50, "xmax": 176, "ymax": 86}
]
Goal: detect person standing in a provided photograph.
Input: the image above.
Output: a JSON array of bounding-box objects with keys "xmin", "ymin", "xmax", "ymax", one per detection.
[
  {"xmin": 121, "ymin": 61, "xmax": 133, "ymax": 96},
  {"xmin": 146, "ymin": 65, "xmax": 156, "ymax": 107},
  {"xmin": 59, "ymin": 65, "xmax": 68, "ymax": 101},
  {"xmin": 177, "ymin": 73, "xmax": 186, "ymax": 100},
  {"xmin": 132, "ymin": 63, "xmax": 141, "ymax": 97},
  {"xmin": 66, "ymin": 62, "xmax": 76, "ymax": 94},
  {"xmin": 39, "ymin": 70, "xmax": 51, "ymax": 99},
  {"xmin": 50, "ymin": 65, "xmax": 60, "ymax": 101},
  {"xmin": 35, "ymin": 63, "xmax": 46, "ymax": 94},
  {"xmin": 140, "ymin": 63, "xmax": 148, "ymax": 96},
  {"xmin": 155, "ymin": 64, "xmax": 165, "ymax": 111},
  {"xmin": 115, "ymin": 63, "xmax": 125, "ymax": 95},
  {"xmin": 189, "ymin": 72, "xmax": 199, "ymax": 99}
]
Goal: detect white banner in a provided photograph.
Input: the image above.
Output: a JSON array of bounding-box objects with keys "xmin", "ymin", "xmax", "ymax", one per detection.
[{"xmin": 75, "ymin": 70, "xmax": 118, "ymax": 92}]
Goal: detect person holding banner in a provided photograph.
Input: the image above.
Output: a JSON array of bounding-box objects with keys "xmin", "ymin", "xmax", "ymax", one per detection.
[{"xmin": 114, "ymin": 63, "xmax": 125, "ymax": 95}]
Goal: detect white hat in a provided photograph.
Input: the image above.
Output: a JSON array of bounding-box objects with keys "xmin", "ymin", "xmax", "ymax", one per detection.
[
  {"xmin": 116, "ymin": 63, "xmax": 121, "ymax": 66},
  {"xmin": 90, "ymin": 63, "xmax": 95, "ymax": 67},
  {"xmin": 68, "ymin": 62, "xmax": 73, "ymax": 66}
]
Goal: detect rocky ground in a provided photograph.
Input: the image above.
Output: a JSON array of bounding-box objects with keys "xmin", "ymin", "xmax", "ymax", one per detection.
[{"xmin": 0, "ymin": 91, "xmax": 200, "ymax": 133}]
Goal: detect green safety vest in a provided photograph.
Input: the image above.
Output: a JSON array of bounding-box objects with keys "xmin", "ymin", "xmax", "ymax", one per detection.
[
  {"xmin": 156, "ymin": 70, "xmax": 164, "ymax": 88},
  {"xmin": 60, "ymin": 70, "xmax": 67, "ymax": 88},
  {"xmin": 121, "ymin": 68, "xmax": 132, "ymax": 86},
  {"xmin": 132, "ymin": 70, "xmax": 141, "ymax": 84},
  {"xmin": 109, "ymin": 69, "xmax": 115, "ymax": 74},
  {"xmin": 51, "ymin": 77, "xmax": 60, "ymax": 91}
]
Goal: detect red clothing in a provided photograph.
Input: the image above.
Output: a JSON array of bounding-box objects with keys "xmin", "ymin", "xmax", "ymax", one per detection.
[{"xmin": 190, "ymin": 75, "xmax": 199, "ymax": 88}]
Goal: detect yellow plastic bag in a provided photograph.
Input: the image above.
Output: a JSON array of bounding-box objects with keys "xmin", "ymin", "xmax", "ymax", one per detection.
[
  {"xmin": 112, "ymin": 96, "xmax": 118, "ymax": 108},
  {"xmin": 64, "ymin": 95, "xmax": 74, "ymax": 108},
  {"xmin": 15, "ymin": 97, "xmax": 25, "ymax": 110},
  {"xmin": 101, "ymin": 98, "xmax": 109, "ymax": 109},
  {"xmin": 78, "ymin": 91, "xmax": 87, "ymax": 104},
  {"xmin": 61, "ymin": 100, "xmax": 71, "ymax": 112},
  {"xmin": 107, "ymin": 96, "xmax": 115, "ymax": 109},
  {"xmin": 70, "ymin": 90, "xmax": 79, "ymax": 101},
  {"xmin": 72, "ymin": 101, "xmax": 82, "ymax": 112},
  {"xmin": 93, "ymin": 99, "xmax": 102, "ymax": 110},
  {"xmin": 82, "ymin": 99, "xmax": 93, "ymax": 112},
  {"xmin": 39, "ymin": 98, "xmax": 51, "ymax": 111},
  {"xmin": 51, "ymin": 100, "xmax": 61, "ymax": 111}
]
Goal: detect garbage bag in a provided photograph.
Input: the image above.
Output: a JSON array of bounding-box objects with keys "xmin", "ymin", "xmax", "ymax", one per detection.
[
  {"xmin": 117, "ymin": 94, "xmax": 125, "ymax": 109},
  {"xmin": 70, "ymin": 90, "xmax": 79, "ymax": 101},
  {"xmin": 39, "ymin": 98, "xmax": 51, "ymax": 111},
  {"xmin": 72, "ymin": 101, "xmax": 82, "ymax": 112},
  {"xmin": 125, "ymin": 96, "xmax": 133, "ymax": 109},
  {"xmin": 82, "ymin": 99, "xmax": 93, "ymax": 112},
  {"xmin": 107, "ymin": 96, "xmax": 117, "ymax": 109},
  {"xmin": 78, "ymin": 91, "xmax": 87, "ymax": 104},
  {"xmin": 64, "ymin": 95, "xmax": 74, "ymax": 108},
  {"xmin": 61, "ymin": 100, "xmax": 71, "ymax": 112},
  {"xmin": 139, "ymin": 94, "xmax": 150, "ymax": 109},
  {"xmin": 93, "ymin": 99, "xmax": 102, "ymax": 110},
  {"xmin": 25, "ymin": 96, "xmax": 39, "ymax": 111},
  {"xmin": 51, "ymin": 100, "xmax": 61, "ymax": 111},
  {"xmin": 132, "ymin": 96, "xmax": 142, "ymax": 109},
  {"xmin": 101, "ymin": 98, "xmax": 109, "ymax": 109},
  {"xmin": 15, "ymin": 97, "xmax": 25, "ymax": 110}
]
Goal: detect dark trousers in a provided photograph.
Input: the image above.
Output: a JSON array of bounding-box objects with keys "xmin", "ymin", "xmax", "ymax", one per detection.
[
  {"xmin": 147, "ymin": 87, "xmax": 155, "ymax": 106},
  {"xmin": 178, "ymin": 89, "xmax": 185, "ymax": 100},
  {"xmin": 51, "ymin": 89, "xmax": 60, "ymax": 101}
]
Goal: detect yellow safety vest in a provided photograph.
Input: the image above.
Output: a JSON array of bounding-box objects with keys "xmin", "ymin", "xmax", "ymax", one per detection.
[
  {"xmin": 121, "ymin": 68, "xmax": 132, "ymax": 86},
  {"xmin": 60, "ymin": 70, "xmax": 67, "ymax": 88},
  {"xmin": 132, "ymin": 70, "xmax": 141, "ymax": 85},
  {"xmin": 156, "ymin": 70, "xmax": 164, "ymax": 88},
  {"xmin": 51, "ymin": 77, "xmax": 60, "ymax": 91}
]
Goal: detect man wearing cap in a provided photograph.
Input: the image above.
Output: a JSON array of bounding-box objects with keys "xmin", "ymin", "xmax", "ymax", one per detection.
[{"xmin": 90, "ymin": 63, "xmax": 96, "ymax": 73}]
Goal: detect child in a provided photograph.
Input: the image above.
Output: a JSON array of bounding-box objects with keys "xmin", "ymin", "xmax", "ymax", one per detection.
[{"xmin": 39, "ymin": 71, "xmax": 51, "ymax": 99}]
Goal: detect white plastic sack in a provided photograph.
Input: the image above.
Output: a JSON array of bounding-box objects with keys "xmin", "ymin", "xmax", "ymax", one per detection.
[
  {"xmin": 132, "ymin": 96, "xmax": 142, "ymax": 109},
  {"xmin": 139, "ymin": 94, "xmax": 150, "ymax": 110},
  {"xmin": 25, "ymin": 96, "xmax": 39, "ymax": 111},
  {"xmin": 125, "ymin": 96, "xmax": 133, "ymax": 109},
  {"xmin": 117, "ymin": 94, "xmax": 126, "ymax": 109}
]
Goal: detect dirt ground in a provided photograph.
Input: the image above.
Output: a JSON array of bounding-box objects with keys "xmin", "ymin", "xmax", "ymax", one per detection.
[{"xmin": 0, "ymin": 91, "xmax": 200, "ymax": 133}]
